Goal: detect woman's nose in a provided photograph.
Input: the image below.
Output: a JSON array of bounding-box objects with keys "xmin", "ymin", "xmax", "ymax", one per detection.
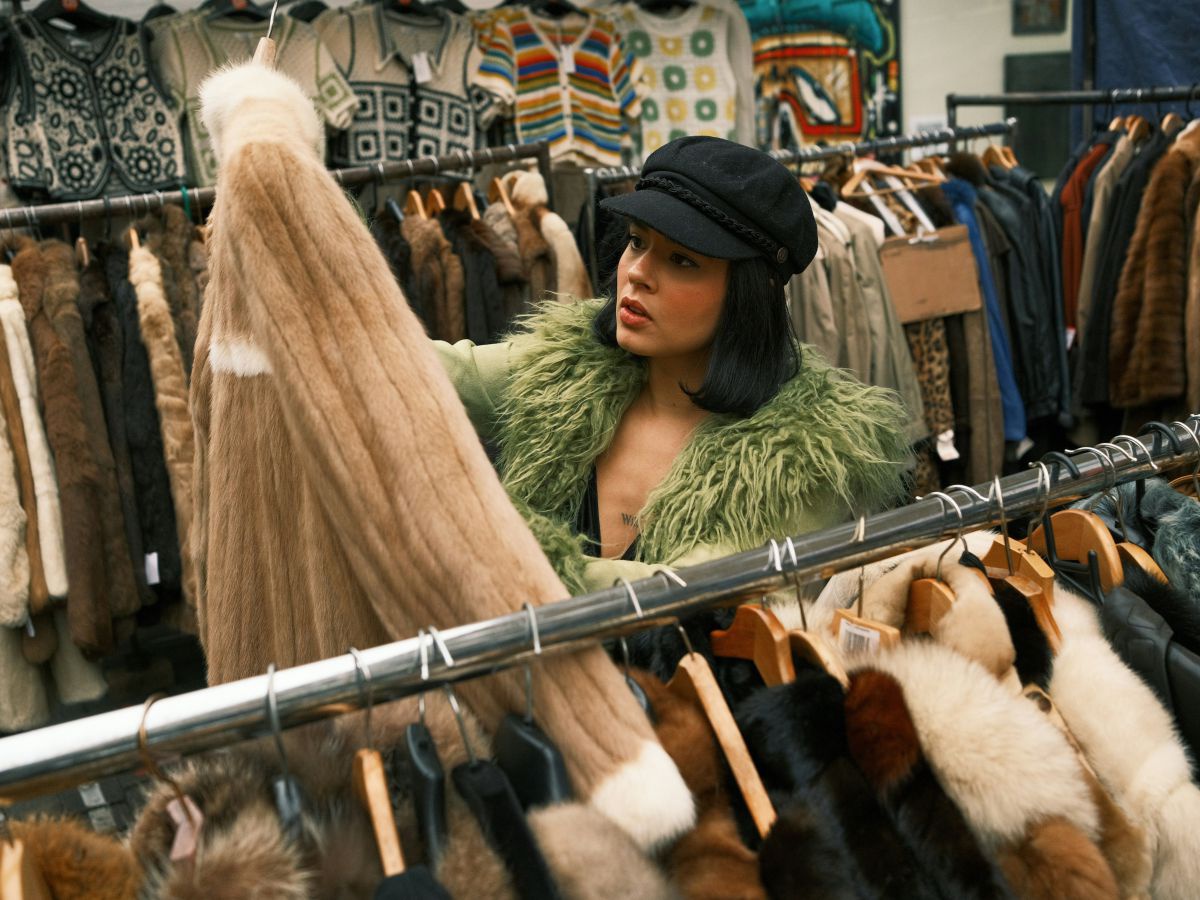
[{"xmin": 627, "ymin": 252, "xmax": 655, "ymax": 290}]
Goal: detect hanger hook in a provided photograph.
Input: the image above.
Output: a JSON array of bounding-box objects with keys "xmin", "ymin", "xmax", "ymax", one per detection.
[
  {"xmin": 442, "ymin": 684, "xmax": 477, "ymax": 765},
  {"xmin": 1028, "ymin": 459, "xmax": 1053, "ymax": 526},
  {"xmin": 1109, "ymin": 434, "xmax": 1159, "ymax": 471},
  {"xmin": 427, "ymin": 625, "xmax": 454, "ymax": 667},
  {"xmin": 1067, "ymin": 446, "xmax": 1116, "ymax": 491},
  {"xmin": 521, "ymin": 602, "xmax": 541, "ymax": 723},
  {"xmin": 784, "ymin": 536, "xmax": 809, "ymax": 631},
  {"xmin": 347, "ymin": 647, "xmax": 373, "ymax": 750},
  {"xmin": 616, "ymin": 577, "xmax": 644, "ymax": 620},
  {"xmin": 851, "ymin": 513, "xmax": 868, "ymax": 617},
  {"xmin": 1172, "ymin": 420, "xmax": 1200, "ymax": 496},
  {"xmin": 136, "ymin": 692, "xmax": 195, "ymax": 823},
  {"xmin": 265, "ymin": 663, "xmax": 291, "ymax": 780},
  {"xmin": 989, "ymin": 476, "xmax": 1015, "ymax": 574},
  {"xmin": 921, "ymin": 491, "xmax": 966, "ymax": 582},
  {"xmin": 673, "ymin": 620, "xmax": 695, "ymax": 657},
  {"xmin": 653, "ymin": 567, "xmax": 688, "ymax": 590},
  {"xmin": 416, "ymin": 628, "xmax": 431, "ymax": 724},
  {"xmin": 1096, "ymin": 441, "xmax": 1137, "ymax": 465}
]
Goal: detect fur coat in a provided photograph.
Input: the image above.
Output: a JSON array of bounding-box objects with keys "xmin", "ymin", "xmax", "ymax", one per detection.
[
  {"xmin": 401, "ymin": 216, "xmax": 466, "ymax": 342},
  {"xmin": 481, "ymin": 299, "xmax": 910, "ymax": 593},
  {"xmin": 475, "ymin": 206, "xmax": 528, "ymax": 325},
  {"xmin": 440, "ymin": 208, "xmax": 508, "ymax": 345},
  {"xmin": 193, "ymin": 60, "xmax": 691, "ymax": 849},
  {"xmin": 1109, "ymin": 124, "xmax": 1200, "ymax": 409},
  {"xmin": 0, "ymin": 261, "xmax": 66, "ymax": 610},
  {"xmin": 141, "ymin": 205, "xmax": 201, "ymax": 376},
  {"xmin": 79, "ymin": 254, "xmax": 154, "ymax": 610},
  {"xmin": 5, "ymin": 236, "xmax": 113, "ymax": 655},
  {"xmin": 0, "ymin": 271, "xmax": 30, "ymax": 628},
  {"xmin": 131, "ymin": 694, "xmax": 676, "ymax": 899},
  {"xmin": 9, "ymin": 816, "xmax": 139, "ymax": 900},
  {"xmin": 630, "ymin": 670, "xmax": 764, "ymax": 900},
  {"xmin": 503, "ymin": 170, "xmax": 591, "ymax": 301},
  {"xmin": 106, "ymin": 244, "xmax": 183, "ymax": 601},
  {"xmin": 42, "ymin": 240, "xmax": 141, "ymax": 619},
  {"xmin": 129, "ymin": 243, "xmax": 196, "ymax": 609}
]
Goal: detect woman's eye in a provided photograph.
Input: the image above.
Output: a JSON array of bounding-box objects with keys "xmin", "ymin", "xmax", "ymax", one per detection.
[
  {"xmin": 671, "ymin": 253, "xmax": 697, "ymax": 268},
  {"xmin": 628, "ymin": 234, "xmax": 645, "ymax": 250}
]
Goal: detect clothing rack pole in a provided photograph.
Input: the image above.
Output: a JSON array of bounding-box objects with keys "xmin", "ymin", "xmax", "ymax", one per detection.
[
  {"xmin": 945, "ymin": 85, "xmax": 1200, "ymax": 129},
  {"xmin": 0, "ymin": 141, "xmax": 555, "ymax": 231},
  {"xmin": 0, "ymin": 417, "xmax": 1195, "ymax": 802}
]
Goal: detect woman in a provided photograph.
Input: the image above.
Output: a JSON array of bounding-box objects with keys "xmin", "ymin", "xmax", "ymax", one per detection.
[{"xmin": 438, "ymin": 137, "xmax": 912, "ymax": 594}]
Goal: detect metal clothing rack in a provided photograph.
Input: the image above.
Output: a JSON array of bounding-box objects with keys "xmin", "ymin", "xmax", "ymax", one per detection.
[
  {"xmin": 0, "ymin": 141, "xmax": 555, "ymax": 231},
  {"xmin": 0, "ymin": 415, "xmax": 1196, "ymax": 803},
  {"xmin": 579, "ymin": 120, "xmax": 1017, "ymax": 282},
  {"xmin": 946, "ymin": 85, "xmax": 1200, "ymax": 129}
]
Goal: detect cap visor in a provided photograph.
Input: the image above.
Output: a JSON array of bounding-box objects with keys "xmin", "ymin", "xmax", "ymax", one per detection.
[{"xmin": 600, "ymin": 189, "xmax": 759, "ymax": 260}]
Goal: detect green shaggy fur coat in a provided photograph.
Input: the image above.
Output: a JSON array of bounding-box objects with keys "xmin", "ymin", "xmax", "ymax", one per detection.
[{"xmin": 447, "ymin": 300, "xmax": 912, "ymax": 594}]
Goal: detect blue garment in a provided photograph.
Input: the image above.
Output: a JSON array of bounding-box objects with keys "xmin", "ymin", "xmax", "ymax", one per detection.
[{"xmin": 942, "ymin": 178, "xmax": 1028, "ymax": 442}]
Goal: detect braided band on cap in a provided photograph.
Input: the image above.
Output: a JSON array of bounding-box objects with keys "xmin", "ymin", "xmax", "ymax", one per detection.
[{"xmin": 637, "ymin": 174, "xmax": 789, "ymax": 265}]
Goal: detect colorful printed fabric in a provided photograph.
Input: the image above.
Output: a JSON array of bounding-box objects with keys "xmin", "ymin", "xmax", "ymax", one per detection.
[
  {"xmin": 149, "ymin": 11, "xmax": 356, "ymax": 186},
  {"xmin": 473, "ymin": 8, "xmax": 642, "ymax": 167},
  {"xmin": 314, "ymin": 5, "xmax": 498, "ymax": 165},
  {"xmin": 3, "ymin": 14, "xmax": 185, "ymax": 199},
  {"xmin": 614, "ymin": 3, "xmax": 738, "ymax": 161}
]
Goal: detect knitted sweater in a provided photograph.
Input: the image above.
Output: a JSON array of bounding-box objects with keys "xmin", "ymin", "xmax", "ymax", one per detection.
[{"xmin": 193, "ymin": 59, "xmax": 693, "ymax": 851}]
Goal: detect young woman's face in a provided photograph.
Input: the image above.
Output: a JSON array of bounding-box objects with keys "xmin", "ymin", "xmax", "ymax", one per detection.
[{"xmin": 614, "ymin": 222, "xmax": 730, "ymax": 361}]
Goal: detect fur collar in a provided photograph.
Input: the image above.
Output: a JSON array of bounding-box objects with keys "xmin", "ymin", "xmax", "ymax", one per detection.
[{"xmin": 497, "ymin": 300, "xmax": 909, "ymax": 565}]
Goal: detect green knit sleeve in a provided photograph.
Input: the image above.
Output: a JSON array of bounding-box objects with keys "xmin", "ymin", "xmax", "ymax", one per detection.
[{"xmin": 432, "ymin": 339, "xmax": 513, "ymax": 442}]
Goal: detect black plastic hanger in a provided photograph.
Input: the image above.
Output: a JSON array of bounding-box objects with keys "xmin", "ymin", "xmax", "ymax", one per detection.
[
  {"xmin": 142, "ymin": 4, "xmax": 178, "ymax": 21},
  {"xmin": 201, "ymin": 0, "xmax": 271, "ymax": 23},
  {"xmin": 494, "ymin": 604, "xmax": 573, "ymax": 810},
  {"xmin": 405, "ymin": 631, "xmax": 448, "ymax": 868},
  {"xmin": 444, "ymin": 684, "xmax": 563, "ymax": 900},
  {"xmin": 284, "ymin": 0, "xmax": 327, "ymax": 22},
  {"xmin": 265, "ymin": 664, "xmax": 306, "ymax": 842},
  {"xmin": 520, "ymin": 0, "xmax": 586, "ymax": 20},
  {"xmin": 1026, "ymin": 454, "xmax": 1107, "ymax": 606},
  {"xmin": 31, "ymin": 0, "xmax": 114, "ymax": 31}
]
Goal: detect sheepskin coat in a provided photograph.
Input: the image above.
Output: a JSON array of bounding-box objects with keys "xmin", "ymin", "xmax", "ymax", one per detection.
[
  {"xmin": 105, "ymin": 244, "xmax": 183, "ymax": 601},
  {"xmin": 503, "ymin": 170, "xmax": 592, "ymax": 301},
  {"xmin": 192, "ymin": 60, "xmax": 691, "ymax": 850},
  {"xmin": 0, "ymin": 292, "xmax": 45, "ymax": 617},
  {"xmin": 1109, "ymin": 124, "xmax": 1200, "ymax": 409},
  {"xmin": 41, "ymin": 241, "xmax": 140, "ymax": 619},
  {"xmin": 441, "ymin": 299, "xmax": 909, "ymax": 594},
  {"xmin": 6, "ymin": 236, "xmax": 112, "ymax": 655},
  {"xmin": 129, "ymin": 243, "xmax": 196, "ymax": 609},
  {"xmin": 131, "ymin": 694, "xmax": 676, "ymax": 899},
  {"xmin": 78, "ymin": 254, "xmax": 153, "ymax": 610},
  {"xmin": 401, "ymin": 215, "xmax": 466, "ymax": 342},
  {"xmin": 0, "ymin": 300, "xmax": 29, "ymax": 628},
  {"xmin": 0, "ymin": 262, "xmax": 66, "ymax": 610}
]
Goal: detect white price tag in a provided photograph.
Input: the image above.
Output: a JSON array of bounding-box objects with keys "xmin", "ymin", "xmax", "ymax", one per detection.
[
  {"xmin": 561, "ymin": 50, "xmax": 576, "ymax": 74},
  {"xmin": 145, "ymin": 552, "xmax": 160, "ymax": 586},
  {"xmin": 837, "ymin": 619, "xmax": 881, "ymax": 656},
  {"xmin": 936, "ymin": 428, "xmax": 960, "ymax": 462},
  {"xmin": 412, "ymin": 51, "xmax": 434, "ymax": 84},
  {"xmin": 1065, "ymin": 326, "xmax": 1076, "ymax": 351}
]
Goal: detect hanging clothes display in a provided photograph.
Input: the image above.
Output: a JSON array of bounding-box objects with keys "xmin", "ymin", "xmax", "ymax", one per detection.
[
  {"xmin": 148, "ymin": 10, "xmax": 357, "ymax": 186},
  {"xmin": 473, "ymin": 7, "xmax": 643, "ymax": 167},
  {"xmin": 1, "ymin": 13, "xmax": 185, "ymax": 200},
  {"xmin": 312, "ymin": 4, "xmax": 500, "ymax": 165}
]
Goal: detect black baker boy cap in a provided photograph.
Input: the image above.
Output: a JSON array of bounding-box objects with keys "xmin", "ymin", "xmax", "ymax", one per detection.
[{"xmin": 600, "ymin": 136, "xmax": 818, "ymax": 279}]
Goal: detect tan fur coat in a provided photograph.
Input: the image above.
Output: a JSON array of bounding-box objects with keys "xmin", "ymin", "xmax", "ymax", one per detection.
[{"xmin": 191, "ymin": 60, "xmax": 691, "ymax": 849}]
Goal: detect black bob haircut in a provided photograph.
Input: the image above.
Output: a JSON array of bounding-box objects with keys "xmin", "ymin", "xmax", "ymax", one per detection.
[{"xmin": 591, "ymin": 232, "xmax": 800, "ymax": 418}]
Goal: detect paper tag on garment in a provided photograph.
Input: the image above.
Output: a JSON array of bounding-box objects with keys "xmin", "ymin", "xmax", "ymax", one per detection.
[
  {"xmin": 412, "ymin": 52, "xmax": 434, "ymax": 85},
  {"xmin": 145, "ymin": 552, "xmax": 160, "ymax": 586},
  {"xmin": 561, "ymin": 50, "xmax": 576, "ymax": 74},
  {"xmin": 837, "ymin": 619, "xmax": 882, "ymax": 656},
  {"xmin": 78, "ymin": 782, "xmax": 105, "ymax": 808},
  {"xmin": 936, "ymin": 428, "xmax": 960, "ymax": 462},
  {"xmin": 1065, "ymin": 326, "xmax": 1076, "ymax": 351},
  {"xmin": 167, "ymin": 796, "xmax": 205, "ymax": 863}
]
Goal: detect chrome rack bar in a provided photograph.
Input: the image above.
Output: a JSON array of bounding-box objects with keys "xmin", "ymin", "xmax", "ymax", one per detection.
[
  {"xmin": 769, "ymin": 118, "xmax": 1018, "ymax": 166},
  {"xmin": 0, "ymin": 141, "xmax": 555, "ymax": 231},
  {"xmin": 946, "ymin": 85, "xmax": 1200, "ymax": 128},
  {"xmin": 0, "ymin": 418, "xmax": 1196, "ymax": 802}
]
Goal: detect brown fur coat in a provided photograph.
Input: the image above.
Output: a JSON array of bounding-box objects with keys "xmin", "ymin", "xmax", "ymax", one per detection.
[
  {"xmin": 5, "ymin": 236, "xmax": 113, "ymax": 655},
  {"xmin": 42, "ymin": 241, "xmax": 141, "ymax": 619},
  {"xmin": 129, "ymin": 244, "xmax": 197, "ymax": 609},
  {"xmin": 192, "ymin": 60, "xmax": 691, "ymax": 848},
  {"xmin": 401, "ymin": 216, "xmax": 466, "ymax": 342},
  {"xmin": 10, "ymin": 816, "xmax": 139, "ymax": 900},
  {"xmin": 504, "ymin": 170, "xmax": 592, "ymax": 301},
  {"xmin": 1109, "ymin": 125, "xmax": 1200, "ymax": 408}
]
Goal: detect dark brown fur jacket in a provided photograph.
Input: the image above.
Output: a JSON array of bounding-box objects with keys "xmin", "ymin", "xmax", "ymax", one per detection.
[
  {"xmin": 401, "ymin": 216, "xmax": 466, "ymax": 342},
  {"xmin": 42, "ymin": 240, "xmax": 141, "ymax": 620},
  {"xmin": 5, "ymin": 236, "xmax": 112, "ymax": 655},
  {"xmin": 1110, "ymin": 125, "xmax": 1200, "ymax": 408}
]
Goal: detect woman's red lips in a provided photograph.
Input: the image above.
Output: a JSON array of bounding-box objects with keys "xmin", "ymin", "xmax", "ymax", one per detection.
[
  {"xmin": 620, "ymin": 298, "xmax": 650, "ymax": 318},
  {"xmin": 619, "ymin": 298, "xmax": 652, "ymax": 328}
]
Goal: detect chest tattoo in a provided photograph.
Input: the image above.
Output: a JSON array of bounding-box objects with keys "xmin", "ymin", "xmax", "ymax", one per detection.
[{"xmin": 621, "ymin": 512, "xmax": 640, "ymax": 528}]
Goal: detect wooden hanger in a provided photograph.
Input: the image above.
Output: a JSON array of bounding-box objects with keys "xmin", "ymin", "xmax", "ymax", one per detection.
[
  {"xmin": 710, "ymin": 604, "xmax": 795, "ymax": 688},
  {"xmin": 829, "ymin": 517, "xmax": 901, "ymax": 653},
  {"xmin": 999, "ymin": 144, "xmax": 1019, "ymax": 168},
  {"xmin": 1162, "ymin": 111, "xmax": 1185, "ymax": 134},
  {"xmin": 1126, "ymin": 115, "xmax": 1151, "ymax": 144},
  {"xmin": 487, "ymin": 177, "xmax": 517, "ymax": 220},
  {"xmin": 425, "ymin": 188, "xmax": 447, "ymax": 216},
  {"xmin": 1028, "ymin": 509, "xmax": 1123, "ymax": 593},
  {"xmin": 669, "ymin": 625, "xmax": 776, "ymax": 838},
  {"xmin": 983, "ymin": 535, "xmax": 1055, "ymax": 597},
  {"xmin": 1108, "ymin": 115, "xmax": 1126, "ymax": 131},
  {"xmin": 841, "ymin": 159, "xmax": 939, "ymax": 200},
  {"xmin": 349, "ymin": 650, "xmax": 406, "ymax": 877},
  {"xmin": 453, "ymin": 182, "xmax": 480, "ymax": 220},
  {"xmin": 777, "ymin": 541, "xmax": 850, "ymax": 688},
  {"xmin": 404, "ymin": 190, "xmax": 428, "ymax": 220},
  {"xmin": 0, "ymin": 830, "xmax": 51, "ymax": 900}
]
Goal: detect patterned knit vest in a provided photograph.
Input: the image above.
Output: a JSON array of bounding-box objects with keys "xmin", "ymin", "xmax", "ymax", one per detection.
[{"xmin": 4, "ymin": 15, "xmax": 184, "ymax": 199}]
